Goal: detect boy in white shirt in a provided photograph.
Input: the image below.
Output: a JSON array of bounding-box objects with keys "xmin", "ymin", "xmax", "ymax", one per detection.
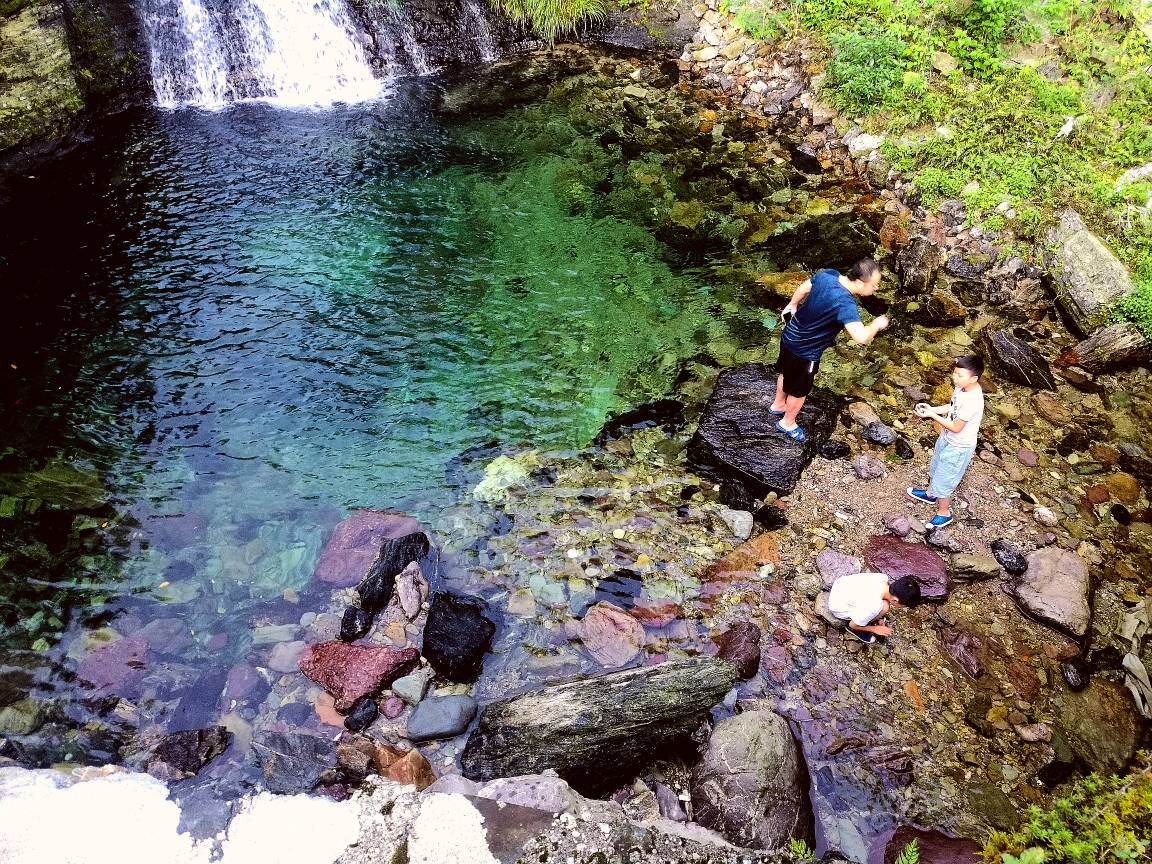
[
  {"xmin": 907, "ymin": 355, "xmax": 986, "ymax": 528},
  {"xmin": 828, "ymin": 572, "xmax": 922, "ymax": 644}
]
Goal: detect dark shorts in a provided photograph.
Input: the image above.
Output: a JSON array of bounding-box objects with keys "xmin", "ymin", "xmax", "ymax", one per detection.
[{"xmin": 777, "ymin": 343, "xmax": 819, "ymax": 399}]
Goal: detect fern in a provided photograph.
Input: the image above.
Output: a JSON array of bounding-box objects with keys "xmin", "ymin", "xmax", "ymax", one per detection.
[
  {"xmin": 789, "ymin": 838, "xmax": 816, "ymax": 860},
  {"xmin": 896, "ymin": 839, "xmax": 921, "ymax": 864}
]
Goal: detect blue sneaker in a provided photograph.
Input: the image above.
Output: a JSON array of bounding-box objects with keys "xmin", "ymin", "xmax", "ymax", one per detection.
[
  {"xmin": 906, "ymin": 487, "xmax": 937, "ymax": 506},
  {"xmin": 929, "ymin": 513, "xmax": 955, "ymax": 528},
  {"xmin": 845, "ymin": 628, "xmax": 876, "ymax": 644}
]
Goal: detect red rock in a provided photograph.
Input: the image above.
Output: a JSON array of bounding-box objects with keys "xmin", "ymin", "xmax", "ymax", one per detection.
[
  {"xmin": 862, "ymin": 535, "xmax": 950, "ymax": 601},
  {"xmin": 1006, "ymin": 661, "xmax": 1040, "ymax": 702},
  {"xmin": 206, "ymin": 633, "xmax": 228, "ymax": 652},
  {"xmin": 879, "ymin": 215, "xmax": 911, "ymax": 250},
  {"xmin": 715, "ymin": 622, "xmax": 761, "ymax": 679},
  {"xmin": 1090, "ymin": 443, "xmax": 1120, "ymax": 464},
  {"xmin": 1085, "ymin": 485, "xmax": 1110, "ymax": 504},
  {"xmin": 630, "ymin": 597, "xmax": 681, "ymax": 626},
  {"xmin": 1017, "ymin": 448, "xmax": 1039, "ymax": 468},
  {"xmin": 761, "ymin": 645, "xmax": 792, "ymax": 684},
  {"xmin": 312, "ymin": 510, "xmax": 425, "ymax": 588},
  {"xmin": 386, "ymin": 748, "xmax": 436, "ymax": 790},
  {"xmin": 884, "ymin": 827, "xmax": 980, "ymax": 864},
  {"xmin": 76, "ymin": 636, "xmax": 148, "ymax": 698},
  {"xmin": 577, "ymin": 602, "xmax": 645, "ymax": 667},
  {"xmin": 382, "ymin": 696, "xmax": 405, "ymax": 719},
  {"xmin": 298, "ymin": 641, "xmax": 419, "ymax": 710}
]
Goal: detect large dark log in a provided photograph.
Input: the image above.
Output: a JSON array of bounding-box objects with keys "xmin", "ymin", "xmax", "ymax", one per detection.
[
  {"xmin": 1056, "ymin": 322, "xmax": 1149, "ymax": 373},
  {"xmin": 460, "ymin": 658, "xmax": 737, "ymax": 796}
]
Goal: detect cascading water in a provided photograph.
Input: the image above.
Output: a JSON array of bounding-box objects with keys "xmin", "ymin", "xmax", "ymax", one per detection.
[
  {"xmin": 141, "ymin": 0, "xmax": 385, "ymax": 107},
  {"xmin": 463, "ymin": 0, "xmax": 498, "ymax": 62}
]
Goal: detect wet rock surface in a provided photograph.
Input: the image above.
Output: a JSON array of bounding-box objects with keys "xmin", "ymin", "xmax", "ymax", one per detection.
[
  {"xmin": 406, "ymin": 694, "xmax": 478, "ymax": 742},
  {"xmin": 253, "ymin": 732, "xmax": 337, "ymax": 793},
  {"xmin": 863, "ymin": 535, "xmax": 950, "ymax": 601},
  {"xmin": 981, "ymin": 328, "xmax": 1057, "ymax": 390},
  {"xmin": 1010, "ymin": 548, "xmax": 1093, "ymax": 638},
  {"xmin": 421, "ymin": 592, "xmax": 496, "ymax": 683},
  {"xmin": 313, "ymin": 510, "xmax": 426, "ymax": 588},
  {"xmin": 298, "ymin": 642, "xmax": 419, "ymax": 711},
  {"xmin": 688, "ymin": 364, "xmax": 844, "ymax": 496},
  {"xmin": 146, "ymin": 726, "xmax": 230, "ymax": 779},
  {"xmin": 1058, "ymin": 678, "xmax": 1140, "ymax": 774}
]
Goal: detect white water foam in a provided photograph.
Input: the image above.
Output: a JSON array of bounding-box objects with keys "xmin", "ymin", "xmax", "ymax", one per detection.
[
  {"xmin": 463, "ymin": 0, "xmax": 498, "ymax": 62},
  {"xmin": 144, "ymin": 0, "xmax": 230, "ymax": 107}
]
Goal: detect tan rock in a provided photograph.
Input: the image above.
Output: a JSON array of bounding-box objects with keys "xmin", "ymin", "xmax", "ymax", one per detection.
[
  {"xmin": 374, "ymin": 744, "xmax": 436, "ymax": 790},
  {"xmin": 1032, "ymin": 393, "xmax": 1072, "ymax": 425},
  {"xmin": 1105, "ymin": 471, "xmax": 1141, "ymax": 504},
  {"xmin": 848, "ymin": 401, "xmax": 881, "ymax": 426}
]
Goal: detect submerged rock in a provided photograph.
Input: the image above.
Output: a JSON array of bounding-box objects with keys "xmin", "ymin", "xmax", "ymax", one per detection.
[
  {"xmin": 422, "ymin": 592, "xmax": 496, "ymax": 683},
  {"xmin": 715, "ymin": 622, "xmax": 761, "ymax": 679},
  {"xmin": 147, "ymin": 726, "xmax": 231, "ymax": 779},
  {"xmin": 356, "ymin": 530, "xmax": 431, "ymax": 617},
  {"xmin": 460, "ymin": 657, "xmax": 737, "ymax": 795},
  {"xmin": 406, "ymin": 694, "xmax": 478, "ymax": 742},
  {"xmin": 313, "ymin": 509, "xmax": 425, "ymax": 588},
  {"xmin": 297, "ymin": 641, "xmax": 419, "ymax": 710},
  {"xmin": 374, "ymin": 744, "xmax": 437, "ymax": 790},
  {"xmin": 943, "ymin": 628, "xmax": 985, "ymax": 679},
  {"xmin": 687, "ymin": 363, "xmax": 844, "ymax": 497},
  {"xmin": 981, "ymin": 328, "xmax": 1056, "ymax": 390},
  {"xmin": 595, "ymin": 398, "xmax": 685, "ymax": 443},
  {"xmin": 690, "ymin": 710, "xmax": 815, "ymax": 849},
  {"xmin": 253, "ymin": 732, "xmax": 337, "ymax": 793},
  {"xmin": 884, "ymin": 827, "xmax": 980, "ymax": 864},
  {"xmin": 718, "ymin": 507, "xmax": 753, "ymax": 540},
  {"xmin": 1010, "ymin": 548, "xmax": 1092, "ymax": 638},
  {"xmin": 862, "ymin": 535, "xmax": 950, "ymax": 601},
  {"xmin": 575, "ymin": 601, "xmax": 645, "ymax": 668},
  {"xmin": 343, "ymin": 696, "xmax": 379, "ymax": 733},
  {"xmin": 1059, "ymin": 678, "xmax": 1140, "ymax": 774},
  {"xmin": 76, "ymin": 635, "xmax": 148, "ymax": 699}
]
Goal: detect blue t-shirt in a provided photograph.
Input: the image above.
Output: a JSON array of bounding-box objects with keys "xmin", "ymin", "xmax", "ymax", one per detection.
[{"xmin": 780, "ymin": 269, "xmax": 861, "ymax": 362}]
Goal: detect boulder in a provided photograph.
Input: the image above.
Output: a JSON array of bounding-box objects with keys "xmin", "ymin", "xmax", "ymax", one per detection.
[
  {"xmin": 897, "ymin": 237, "xmax": 946, "ymax": 294},
  {"xmin": 1032, "ymin": 393, "xmax": 1072, "ymax": 425},
  {"xmin": 297, "ymin": 641, "xmax": 419, "ymax": 710},
  {"xmin": 253, "ymin": 732, "xmax": 337, "ymax": 793},
  {"xmin": 1059, "ymin": 679, "xmax": 1140, "ymax": 774},
  {"xmin": 990, "ymin": 539, "xmax": 1028, "ymax": 574},
  {"xmin": 1010, "ymin": 548, "xmax": 1092, "ymax": 638},
  {"xmin": 147, "ymin": 726, "xmax": 231, "ymax": 779},
  {"xmin": 574, "ymin": 601, "xmax": 645, "ymax": 668},
  {"xmin": 460, "ymin": 657, "xmax": 737, "ymax": 796},
  {"xmin": 715, "ymin": 622, "xmax": 761, "ymax": 679},
  {"xmin": 1044, "ymin": 209, "xmax": 1135, "ymax": 337},
  {"xmin": 815, "ymin": 550, "xmax": 861, "ymax": 588},
  {"xmin": 1057, "ymin": 322, "xmax": 1149, "ymax": 373},
  {"xmin": 950, "ymin": 554, "xmax": 1001, "ymax": 581},
  {"xmin": 313, "ymin": 510, "xmax": 426, "ymax": 588},
  {"xmin": 884, "ymin": 827, "xmax": 980, "ymax": 864},
  {"xmin": 862, "ymin": 535, "xmax": 950, "ymax": 601},
  {"xmin": 690, "ymin": 710, "xmax": 815, "ymax": 849},
  {"xmin": 861, "ymin": 422, "xmax": 897, "ymax": 446},
  {"xmin": 687, "ymin": 364, "xmax": 845, "ymax": 497},
  {"xmin": 75, "ymin": 636, "xmax": 147, "ymax": 699},
  {"xmin": 355, "ymin": 531, "xmax": 431, "ymax": 617},
  {"xmin": 981, "ymin": 328, "xmax": 1056, "ymax": 390},
  {"xmin": 407, "ymin": 695, "xmax": 478, "ymax": 742},
  {"xmin": 422, "ymin": 592, "xmax": 496, "ymax": 683}
]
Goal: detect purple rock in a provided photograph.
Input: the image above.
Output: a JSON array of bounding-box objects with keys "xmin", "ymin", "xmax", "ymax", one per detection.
[
  {"xmin": 76, "ymin": 636, "xmax": 148, "ymax": 699},
  {"xmin": 814, "ymin": 550, "xmax": 861, "ymax": 588},
  {"xmin": 312, "ymin": 510, "xmax": 426, "ymax": 588},
  {"xmin": 942, "ymin": 628, "xmax": 984, "ymax": 679},
  {"xmin": 222, "ymin": 663, "xmax": 263, "ymax": 705},
  {"xmin": 863, "ymin": 534, "xmax": 950, "ymax": 601},
  {"xmin": 882, "ymin": 513, "xmax": 912, "ymax": 537},
  {"xmin": 383, "ymin": 697, "xmax": 405, "ymax": 719}
]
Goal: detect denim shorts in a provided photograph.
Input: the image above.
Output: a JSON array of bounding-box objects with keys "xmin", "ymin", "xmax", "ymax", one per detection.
[{"xmin": 928, "ymin": 434, "xmax": 975, "ymax": 499}]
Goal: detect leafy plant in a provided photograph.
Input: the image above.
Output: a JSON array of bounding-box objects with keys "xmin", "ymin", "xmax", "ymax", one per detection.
[
  {"xmin": 826, "ymin": 24, "xmax": 909, "ymax": 112},
  {"xmin": 789, "ymin": 837, "xmax": 816, "ymax": 860},
  {"xmin": 896, "ymin": 839, "xmax": 921, "ymax": 864},
  {"xmin": 492, "ymin": 0, "xmax": 606, "ymax": 44}
]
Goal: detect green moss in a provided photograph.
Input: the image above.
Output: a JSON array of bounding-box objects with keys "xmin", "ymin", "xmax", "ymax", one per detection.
[{"xmin": 0, "ymin": 0, "xmax": 33, "ymax": 17}]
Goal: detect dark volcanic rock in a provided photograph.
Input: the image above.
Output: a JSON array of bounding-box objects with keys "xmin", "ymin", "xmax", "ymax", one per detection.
[
  {"xmin": 313, "ymin": 510, "xmax": 425, "ymax": 588},
  {"xmin": 719, "ymin": 481, "xmax": 756, "ymax": 512},
  {"xmin": 894, "ymin": 437, "xmax": 914, "ymax": 460},
  {"xmin": 862, "ymin": 535, "xmax": 950, "ymax": 601},
  {"xmin": 820, "ymin": 440, "xmax": 851, "ymax": 460},
  {"xmin": 884, "ymin": 827, "xmax": 980, "ymax": 864},
  {"xmin": 149, "ymin": 726, "xmax": 231, "ymax": 778},
  {"xmin": 715, "ymin": 622, "xmax": 761, "ymax": 679},
  {"xmin": 422, "ymin": 592, "xmax": 496, "ymax": 683},
  {"xmin": 595, "ymin": 399, "xmax": 685, "ymax": 443},
  {"xmin": 690, "ymin": 710, "xmax": 815, "ymax": 850},
  {"xmin": 688, "ymin": 364, "xmax": 845, "ymax": 497},
  {"xmin": 753, "ymin": 507, "xmax": 789, "ymax": 530},
  {"xmin": 356, "ymin": 530, "xmax": 431, "ymax": 616},
  {"xmin": 297, "ymin": 641, "xmax": 419, "ymax": 710},
  {"xmin": 861, "ymin": 422, "xmax": 897, "ymax": 446},
  {"xmin": 339, "ymin": 607, "xmax": 373, "ymax": 642},
  {"xmin": 343, "ymin": 696, "xmax": 379, "ymax": 733},
  {"xmin": 990, "ymin": 539, "xmax": 1028, "ymax": 574},
  {"xmin": 253, "ymin": 732, "xmax": 337, "ymax": 793},
  {"xmin": 461, "ymin": 657, "xmax": 737, "ymax": 796},
  {"xmin": 1061, "ymin": 657, "xmax": 1091, "ymax": 691},
  {"xmin": 981, "ymin": 328, "xmax": 1056, "ymax": 390}
]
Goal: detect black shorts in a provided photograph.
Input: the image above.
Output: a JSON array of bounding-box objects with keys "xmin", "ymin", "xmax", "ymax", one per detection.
[{"xmin": 777, "ymin": 344, "xmax": 819, "ymax": 399}]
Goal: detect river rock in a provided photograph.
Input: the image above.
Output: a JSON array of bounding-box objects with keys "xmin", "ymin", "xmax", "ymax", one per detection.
[
  {"xmin": 1017, "ymin": 448, "xmax": 1039, "ymax": 467},
  {"xmin": 1032, "ymin": 393, "xmax": 1071, "ymax": 425},
  {"xmin": 147, "ymin": 726, "xmax": 231, "ymax": 779},
  {"xmin": 406, "ymin": 694, "xmax": 478, "ymax": 742},
  {"xmin": 1014, "ymin": 722, "xmax": 1051, "ymax": 743},
  {"xmin": 1058, "ymin": 322, "xmax": 1149, "ymax": 372},
  {"xmin": 1033, "ymin": 506, "xmax": 1059, "ymax": 527},
  {"xmin": 848, "ymin": 401, "xmax": 881, "ymax": 426},
  {"xmin": 460, "ymin": 657, "xmax": 737, "ymax": 795},
  {"xmin": 815, "ymin": 550, "xmax": 861, "ymax": 587},
  {"xmin": 882, "ymin": 513, "xmax": 912, "ymax": 537},
  {"xmin": 1105, "ymin": 471, "xmax": 1141, "ymax": 504},
  {"xmin": 815, "ymin": 592, "xmax": 845, "ymax": 628},
  {"xmin": 1061, "ymin": 656, "xmax": 1091, "ymax": 691},
  {"xmin": 339, "ymin": 607, "xmax": 372, "ymax": 642},
  {"xmin": 395, "ymin": 561, "xmax": 429, "ymax": 620},
  {"xmin": 297, "ymin": 641, "xmax": 419, "ymax": 710},
  {"xmin": 943, "ymin": 628, "xmax": 984, "ymax": 678},
  {"xmin": 687, "ymin": 363, "xmax": 844, "ymax": 496},
  {"xmin": 894, "ymin": 437, "xmax": 915, "ymax": 460},
  {"xmin": 690, "ymin": 710, "xmax": 815, "ymax": 849},
  {"xmin": 853, "ymin": 453, "xmax": 886, "ymax": 480},
  {"xmin": 1059, "ymin": 679, "xmax": 1140, "ymax": 773},
  {"xmin": 884, "ymin": 827, "xmax": 981, "ymax": 864},
  {"xmin": 981, "ymin": 328, "xmax": 1057, "ymax": 390},
  {"xmin": 820, "ymin": 440, "xmax": 851, "ymax": 460},
  {"xmin": 76, "ymin": 635, "xmax": 148, "ymax": 699},
  {"xmin": 392, "ymin": 666, "xmax": 434, "ymax": 705},
  {"xmin": 356, "ymin": 530, "xmax": 431, "ymax": 617},
  {"xmin": 718, "ymin": 480, "xmax": 756, "ymax": 511},
  {"xmin": 897, "ymin": 236, "xmax": 945, "ymax": 293},
  {"xmin": 950, "ymin": 554, "xmax": 1001, "ymax": 580},
  {"xmin": 926, "ymin": 528, "xmax": 964, "ymax": 553},
  {"xmin": 990, "ymin": 539, "xmax": 1029, "ymax": 573},
  {"xmin": 422, "ymin": 592, "xmax": 496, "ymax": 682},
  {"xmin": 313, "ymin": 510, "xmax": 426, "ymax": 588},
  {"xmin": 1044, "ymin": 209, "xmax": 1135, "ymax": 336},
  {"xmin": 343, "ymin": 695, "xmax": 378, "ymax": 733},
  {"xmin": 253, "ymin": 732, "xmax": 337, "ymax": 793},
  {"xmin": 718, "ymin": 507, "xmax": 754, "ymax": 540},
  {"xmin": 715, "ymin": 622, "xmax": 761, "ymax": 679},
  {"xmin": 382, "ymin": 696, "xmax": 405, "ymax": 719},
  {"xmin": 1010, "ymin": 548, "xmax": 1092, "ymax": 638},
  {"xmin": 575, "ymin": 601, "xmax": 645, "ymax": 667},
  {"xmin": 863, "ymin": 534, "xmax": 950, "ymax": 601},
  {"xmin": 861, "ymin": 422, "xmax": 897, "ymax": 446},
  {"xmin": 476, "ymin": 774, "xmax": 584, "ymax": 815},
  {"xmin": 374, "ymin": 744, "xmax": 437, "ymax": 790},
  {"xmin": 967, "ymin": 781, "xmax": 1020, "ymax": 831}
]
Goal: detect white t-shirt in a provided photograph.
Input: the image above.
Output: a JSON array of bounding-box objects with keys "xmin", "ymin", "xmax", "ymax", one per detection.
[
  {"xmin": 943, "ymin": 384, "xmax": 983, "ymax": 449},
  {"xmin": 827, "ymin": 572, "xmax": 888, "ymax": 627}
]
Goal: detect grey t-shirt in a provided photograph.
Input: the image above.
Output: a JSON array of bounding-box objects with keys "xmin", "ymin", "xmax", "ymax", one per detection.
[{"xmin": 943, "ymin": 385, "xmax": 983, "ymax": 449}]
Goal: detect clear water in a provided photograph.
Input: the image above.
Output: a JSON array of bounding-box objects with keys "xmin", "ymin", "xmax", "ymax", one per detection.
[{"xmin": 0, "ymin": 76, "xmax": 750, "ymax": 701}]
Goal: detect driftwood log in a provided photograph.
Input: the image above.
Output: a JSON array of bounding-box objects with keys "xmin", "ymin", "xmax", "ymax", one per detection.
[{"xmin": 1056, "ymin": 322, "xmax": 1149, "ymax": 373}]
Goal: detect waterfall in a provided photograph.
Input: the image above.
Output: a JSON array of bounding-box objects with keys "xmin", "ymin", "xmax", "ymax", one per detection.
[
  {"xmin": 462, "ymin": 0, "xmax": 497, "ymax": 62},
  {"xmin": 141, "ymin": 0, "xmax": 384, "ymax": 107}
]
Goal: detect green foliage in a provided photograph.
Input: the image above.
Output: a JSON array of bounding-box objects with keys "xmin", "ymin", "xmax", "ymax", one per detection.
[
  {"xmin": 826, "ymin": 24, "xmax": 909, "ymax": 112},
  {"xmin": 983, "ymin": 753, "xmax": 1152, "ymax": 864},
  {"xmin": 895, "ymin": 839, "xmax": 921, "ymax": 864},
  {"xmin": 1117, "ymin": 277, "xmax": 1152, "ymax": 339},
  {"xmin": 0, "ymin": 0, "xmax": 32, "ymax": 17},
  {"xmin": 789, "ymin": 838, "xmax": 816, "ymax": 860},
  {"xmin": 492, "ymin": 0, "xmax": 606, "ymax": 44}
]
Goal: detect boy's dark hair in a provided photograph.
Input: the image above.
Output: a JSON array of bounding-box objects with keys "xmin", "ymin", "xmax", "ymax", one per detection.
[
  {"xmin": 846, "ymin": 258, "xmax": 881, "ymax": 282},
  {"xmin": 954, "ymin": 354, "xmax": 985, "ymax": 379},
  {"xmin": 890, "ymin": 576, "xmax": 921, "ymax": 607}
]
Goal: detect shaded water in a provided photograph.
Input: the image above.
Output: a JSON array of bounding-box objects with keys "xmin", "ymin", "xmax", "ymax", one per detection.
[{"xmin": 0, "ymin": 71, "xmax": 764, "ymax": 766}]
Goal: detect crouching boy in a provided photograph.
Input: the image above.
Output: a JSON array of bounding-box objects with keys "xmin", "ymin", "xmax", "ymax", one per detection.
[
  {"xmin": 828, "ymin": 572, "xmax": 922, "ymax": 644},
  {"xmin": 907, "ymin": 354, "xmax": 986, "ymax": 528}
]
